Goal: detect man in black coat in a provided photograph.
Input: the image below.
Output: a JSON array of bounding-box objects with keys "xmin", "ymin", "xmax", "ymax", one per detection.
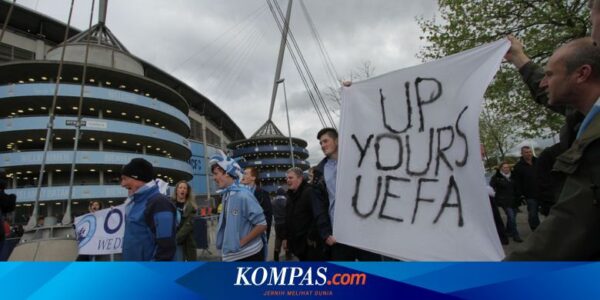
[
  {"xmin": 242, "ymin": 167, "xmax": 273, "ymax": 241},
  {"xmin": 512, "ymin": 146, "xmax": 539, "ymax": 231},
  {"xmin": 313, "ymin": 128, "xmax": 380, "ymax": 261},
  {"xmin": 281, "ymin": 167, "xmax": 327, "ymax": 261}
]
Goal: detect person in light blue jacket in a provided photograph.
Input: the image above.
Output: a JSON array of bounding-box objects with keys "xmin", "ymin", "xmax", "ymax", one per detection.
[{"xmin": 210, "ymin": 151, "xmax": 267, "ymax": 262}]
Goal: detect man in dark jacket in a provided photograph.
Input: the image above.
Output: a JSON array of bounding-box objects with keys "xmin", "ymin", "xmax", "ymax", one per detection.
[
  {"xmin": 506, "ymin": 37, "xmax": 600, "ymax": 260},
  {"xmin": 120, "ymin": 158, "xmax": 177, "ymax": 261},
  {"xmin": 241, "ymin": 167, "xmax": 273, "ymax": 240},
  {"xmin": 242, "ymin": 167, "xmax": 273, "ymax": 261},
  {"xmin": 512, "ymin": 146, "xmax": 539, "ymax": 231},
  {"xmin": 282, "ymin": 167, "xmax": 327, "ymax": 261},
  {"xmin": 313, "ymin": 128, "xmax": 380, "ymax": 261}
]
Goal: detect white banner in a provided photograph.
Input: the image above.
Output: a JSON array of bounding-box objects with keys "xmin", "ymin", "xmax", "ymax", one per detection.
[
  {"xmin": 336, "ymin": 39, "xmax": 510, "ymax": 261},
  {"xmin": 75, "ymin": 204, "xmax": 126, "ymax": 255}
]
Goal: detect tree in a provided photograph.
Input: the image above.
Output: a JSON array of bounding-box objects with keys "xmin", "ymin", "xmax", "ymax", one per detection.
[
  {"xmin": 418, "ymin": 0, "xmax": 590, "ymax": 148},
  {"xmin": 479, "ymin": 102, "xmax": 518, "ymax": 169},
  {"xmin": 324, "ymin": 60, "xmax": 376, "ymax": 111}
]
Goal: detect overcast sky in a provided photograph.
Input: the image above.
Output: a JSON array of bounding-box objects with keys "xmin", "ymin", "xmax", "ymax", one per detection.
[{"xmin": 16, "ymin": 0, "xmax": 438, "ymax": 164}]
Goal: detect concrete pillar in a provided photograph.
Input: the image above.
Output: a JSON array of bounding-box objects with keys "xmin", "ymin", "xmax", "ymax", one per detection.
[
  {"xmin": 35, "ymin": 40, "xmax": 46, "ymax": 60},
  {"xmin": 47, "ymin": 202, "xmax": 53, "ymax": 218}
]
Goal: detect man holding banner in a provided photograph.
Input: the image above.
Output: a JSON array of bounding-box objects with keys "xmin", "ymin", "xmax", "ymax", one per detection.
[
  {"xmin": 506, "ymin": 38, "xmax": 600, "ymax": 260},
  {"xmin": 313, "ymin": 128, "xmax": 381, "ymax": 261},
  {"xmin": 501, "ymin": 0, "xmax": 600, "ymax": 260}
]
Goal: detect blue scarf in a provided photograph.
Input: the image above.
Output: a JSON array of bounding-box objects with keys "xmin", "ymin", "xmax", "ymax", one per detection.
[
  {"xmin": 577, "ymin": 98, "xmax": 600, "ymax": 139},
  {"xmin": 216, "ymin": 181, "xmax": 251, "ymax": 195}
]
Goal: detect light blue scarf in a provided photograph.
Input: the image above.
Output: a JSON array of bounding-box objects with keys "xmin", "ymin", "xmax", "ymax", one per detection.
[{"xmin": 576, "ymin": 98, "xmax": 600, "ymax": 139}]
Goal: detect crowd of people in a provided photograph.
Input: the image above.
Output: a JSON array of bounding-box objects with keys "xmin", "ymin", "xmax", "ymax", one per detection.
[{"xmin": 110, "ymin": 124, "xmax": 385, "ymax": 262}]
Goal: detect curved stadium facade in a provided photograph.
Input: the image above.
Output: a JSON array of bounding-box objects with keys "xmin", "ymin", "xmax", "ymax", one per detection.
[
  {"xmin": 0, "ymin": 3, "xmax": 244, "ymax": 221},
  {"xmin": 229, "ymin": 120, "xmax": 310, "ymax": 193}
]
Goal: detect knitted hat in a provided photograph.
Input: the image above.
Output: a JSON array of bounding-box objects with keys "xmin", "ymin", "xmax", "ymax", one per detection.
[
  {"xmin": 209, "ymin": 150, "xmax": 243, "ymax": 179},
  {"xmin": 276, "ymin": 187, "xmax": 286, "ymax": 196},
  {"xmin": 121, "ymin": 158, "xmax": 153, "ymax": 182}
]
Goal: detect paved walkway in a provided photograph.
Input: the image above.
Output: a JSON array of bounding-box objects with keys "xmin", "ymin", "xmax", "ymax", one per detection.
[{"xmin": 500, "ymin": 207, "xmax": 543, "ymax": 257}]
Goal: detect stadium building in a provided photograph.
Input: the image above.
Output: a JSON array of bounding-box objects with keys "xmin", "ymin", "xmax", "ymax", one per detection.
[
  {"xmin": 0, "ymin": 2, "xmax": 244, "ymax": 222},
  {"xmin": 228, "ymin": 120, "xmax": 310, "ymax": 193}
]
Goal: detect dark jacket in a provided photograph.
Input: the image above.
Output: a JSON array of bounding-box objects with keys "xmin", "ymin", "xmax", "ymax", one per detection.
[
  {"xmin": 312, "ymin": 158, "xmax": 333, "ymax": 240},
  {"xmin": 282, "ymin": 181, "xmax": 321, "ymax": 259},
  {"xmin": 513, "ymin": 156, "xmax": 538, "ymax": 199},
  {"xmin": 174, "ymin": 201, "xmax": 197, "ymax": 261},
  {"xmin": 254, "ymin": 187, "xmax": 272, "ymax": 238},
  {"xmin": 507, "ymin": 114, "xmax": 600, "ymax": 260},
  {"xmin": 536, "ymin": 143, "xmax": 565, "ymax": 215},
  {"xmin": 489, "ymin": 172, "xmax": 519, "ymax": 209},
  {"xmin": 272, "ymin": 194, "xmax": 287, "ymax": 226}
]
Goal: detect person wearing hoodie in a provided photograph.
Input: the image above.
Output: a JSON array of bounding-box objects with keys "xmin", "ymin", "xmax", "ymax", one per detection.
[{"xmin": 120, "ymin": 158, "xmax": 176, "ymax": 261}]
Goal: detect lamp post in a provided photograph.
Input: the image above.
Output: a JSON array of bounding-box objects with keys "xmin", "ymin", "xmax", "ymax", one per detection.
[{"xmin": 277, "ymin": 78, "xmax": 295, "ymax": 168}]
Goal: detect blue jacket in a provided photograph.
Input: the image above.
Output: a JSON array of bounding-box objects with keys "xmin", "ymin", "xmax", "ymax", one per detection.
[
  {"xmin": 123, "ymin": 182, "xmax": 176, "ymax": 261},
  {"xmin": 216, "ymin": 184, "xmax": 266, "ymax": 261}
]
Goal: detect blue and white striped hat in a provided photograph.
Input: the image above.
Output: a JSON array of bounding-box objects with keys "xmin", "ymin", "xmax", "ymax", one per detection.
[{"xmin": 209, "ymin": 150, "xmax": 243, "ymax": 179}]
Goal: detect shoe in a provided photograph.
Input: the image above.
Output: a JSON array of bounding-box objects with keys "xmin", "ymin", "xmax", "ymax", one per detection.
[
  {"xmin": 513, "ymin": 237, "xmax": 523, "ymax": 243},
  {"xmin": 501, "ymin": 238, "xmax": 509, "ymax": 245}
]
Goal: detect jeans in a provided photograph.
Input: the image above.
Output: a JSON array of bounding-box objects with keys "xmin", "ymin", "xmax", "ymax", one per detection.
[
  {"xmin": 490, "ymin": 199, "xmax": 508, "ymax": 243},
  {"xmin": 526, "ymin": 198, "xmax": 540, "ymax": 231},
  {"xmin": 503, "ymin": 207, "xmax": 520, "ymax": 239}
]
